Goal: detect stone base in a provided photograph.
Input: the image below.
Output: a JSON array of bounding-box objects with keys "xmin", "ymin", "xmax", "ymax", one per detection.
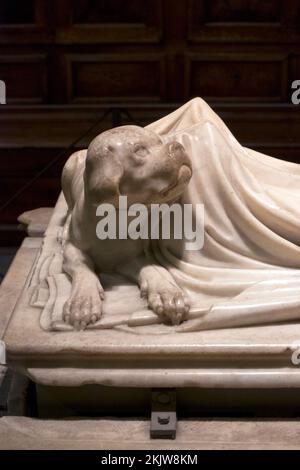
[
  {"xmin": 1, "ymin": 416, "xmax": 300, "ymax": 450},
  {"xmin": 2, "ymin": 236, "xmax": 300, "ymax": 389}
]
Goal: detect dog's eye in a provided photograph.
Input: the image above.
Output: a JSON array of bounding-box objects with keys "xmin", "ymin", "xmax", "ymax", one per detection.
[{"xmin": 134, "ymin": 144, "xmax": 148, "ymax": 158}]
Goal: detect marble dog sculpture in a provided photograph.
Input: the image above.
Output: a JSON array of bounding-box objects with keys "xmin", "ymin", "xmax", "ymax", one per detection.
[{"xmin": 61, "ymin": 126, "xmax": 192, "ymax": 330}]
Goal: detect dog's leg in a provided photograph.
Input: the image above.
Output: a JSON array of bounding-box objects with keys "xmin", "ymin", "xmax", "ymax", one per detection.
[
  {"xmin": 62, "ymin": 241, "xmax": 104, "ymax": 330},
  {"xmin": 117, "ymin": 255, "xmax": 190, "ymax": 325}
]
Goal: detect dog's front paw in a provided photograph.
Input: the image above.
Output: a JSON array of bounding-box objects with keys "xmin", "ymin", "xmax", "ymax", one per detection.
[
  {"xmin": 63, "ymin": 281, "xmax": 104, "ymax": 330},
  {"xmin": 141, "ymin": 279, "xmax": 190, "ymax": 325}
]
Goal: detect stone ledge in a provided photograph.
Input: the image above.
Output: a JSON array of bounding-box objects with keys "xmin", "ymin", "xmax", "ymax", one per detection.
[{"xmin": 1, "ymin": 416, "xmax": 300, "ymax": 450}]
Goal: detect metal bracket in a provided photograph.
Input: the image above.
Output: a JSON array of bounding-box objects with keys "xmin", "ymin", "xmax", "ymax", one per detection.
[
  {"xmin": 150, "ymin": 388, "xmax": 177, "ymax": 439},
  {"xmin": 0, "ymin": 340, "xmax": 6, "ymax": 365}
]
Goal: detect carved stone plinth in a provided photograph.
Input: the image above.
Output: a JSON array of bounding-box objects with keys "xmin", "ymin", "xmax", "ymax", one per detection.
[{"xmin": 2, "ymin": 211, "xmax": 300, "ymax": 389}]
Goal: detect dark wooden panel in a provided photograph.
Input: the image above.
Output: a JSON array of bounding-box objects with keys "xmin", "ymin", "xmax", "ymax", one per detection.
[
  {"xmin": 67, "ymin": 54, "xmax": 166, "ymax": 102},
  {"xmin": 56, "ymin": 0, "xmax": 162, "ymax": 43},
  {"xmin": 0, "ymin": 55, "xmax": 48, "ymax": 103},
  {"xmin": 0, "ymin": 0, "xmax": 53, "ymax": 44},
  {"xmin": 0, "ymin": 229, "xmax": 25, "ymax": 247},
  {"xmin": 0, "ymin": 177, "xmax": 61, "ymax": 224},
  {"xmin": 0, "ymin": 149, "xmax": 68, "ymax": 177},
  {"xmin": 188, "ymin": 0, "xmax": 300, "ymax": 43},
  {"xmin": 185, "ymin": 53, "xmax": 288, "ymax": 102},
  {"xmin": 290, "ymin": 54, "xmax": 300, "ymax": 102},
  {"xmin": 73, "ymin": 0, "xmax": 155, "ymax": 24},
  {"xmin": 0, "ymin": 0, "xmax": 35, "ymax": 24},
  {"xmin": 205, "ymin": 0, "xmax": 282, "ymax": 22},
  {"xmin": 1, "ymin": 102, "xmax": 300, "ymax": 148}
]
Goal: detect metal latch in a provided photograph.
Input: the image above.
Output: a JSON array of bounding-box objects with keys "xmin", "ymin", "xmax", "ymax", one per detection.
[{"xmin": 150, "ymin": 388, "xmax": 177, "ymax": 439}]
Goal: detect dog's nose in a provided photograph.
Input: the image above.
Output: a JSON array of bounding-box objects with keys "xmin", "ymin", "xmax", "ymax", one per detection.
[{"xmin": 168, "ymin": 141, "xmax": 184, "ymax": 155}]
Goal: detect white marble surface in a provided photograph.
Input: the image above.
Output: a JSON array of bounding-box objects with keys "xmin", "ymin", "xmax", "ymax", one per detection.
[
  {"xmin": 18, "ymin": 207, "xmax": 53, "ymax": 237},
  {"xmin": 54, "ymin": 98, "xmax": 300, "ymax": 332}
]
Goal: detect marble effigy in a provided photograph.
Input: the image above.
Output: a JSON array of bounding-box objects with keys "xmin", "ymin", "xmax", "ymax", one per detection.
[
  {"xmin": 27, "ymin": 97, "xmax": 300, "ymax": 334},
  {"xmin": 3, "ymin": 97, "xmax": 300, "ymax": 389}
]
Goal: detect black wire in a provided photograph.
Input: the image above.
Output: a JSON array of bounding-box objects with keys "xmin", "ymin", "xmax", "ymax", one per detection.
[{"xmin": 0, "ymin": 108, "xmax": 112, "ymax": 214}]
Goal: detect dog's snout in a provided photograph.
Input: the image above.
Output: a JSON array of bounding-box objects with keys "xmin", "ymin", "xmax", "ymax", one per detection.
[{"xmin": 168, "ymin": 141, "xmax": 191, "ymax": 169}]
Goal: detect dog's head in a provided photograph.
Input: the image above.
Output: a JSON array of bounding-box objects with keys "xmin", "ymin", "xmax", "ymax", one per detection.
[{"xmin": 84, "ymin": 125, "xmax": 192, "ymax": 207}]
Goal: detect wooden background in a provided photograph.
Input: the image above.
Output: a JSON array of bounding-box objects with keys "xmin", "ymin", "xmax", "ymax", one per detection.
[{"xmin": 1, "ymin": 0, "xmax": 300, "ymax": 245}]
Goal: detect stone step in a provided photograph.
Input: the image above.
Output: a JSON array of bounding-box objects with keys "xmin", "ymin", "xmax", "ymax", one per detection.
[{"xmin": 1, "ymin": 416, "xmax": 300, "ymax": 450}]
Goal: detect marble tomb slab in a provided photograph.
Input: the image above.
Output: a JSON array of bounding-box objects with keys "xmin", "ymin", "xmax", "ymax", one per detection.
[{"xmin": 2, "ymin": 205, "xmax": 300, "ymax": 388}]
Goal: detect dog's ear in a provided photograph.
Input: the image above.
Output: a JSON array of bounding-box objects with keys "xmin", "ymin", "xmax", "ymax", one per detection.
[{"xmin": 84, "ymin": 143, "xmax": 123, "ymax": 205}]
